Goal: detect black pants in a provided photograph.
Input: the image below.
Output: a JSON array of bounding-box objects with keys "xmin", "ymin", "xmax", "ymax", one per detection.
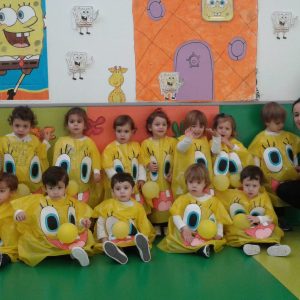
[{"xmin": 277, "ymin": 180, "xmax": 300, "ymax": 209}]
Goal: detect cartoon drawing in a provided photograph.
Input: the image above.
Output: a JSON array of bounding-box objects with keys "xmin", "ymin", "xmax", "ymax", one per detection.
[
  {"xmin": 0, "ymin": 0, "xmax": 45, "ymax": 100},
  {"xmin": 158, "ymin": 72, "xmax": 183, "ymax": 101},
  {"xmin": 147, "ymin": 0, "xmax": 165, "ymax": 21},
  {"xmin": 72, "ymin": 6, "xmax": 99, "ymax": 35},
  {"xmin": 108, "ymin": 66, "xmax": 127, "ymax": 103},
  {"xmin": 272, "ymin": 12, "xmax": 298, "ymax": 39},
  {"xmin": 202, "ymin": 0, "xmax": 234, "ymax": 22},
  {"xmin": 65, "ymin": 52, "xmax": 93, "ymax": 80},
  {"xmin": 228, "ymin": 37, "xmax": 247, "ymax": 61}
]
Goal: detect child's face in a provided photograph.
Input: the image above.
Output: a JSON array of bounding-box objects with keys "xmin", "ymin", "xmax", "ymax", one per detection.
[
  {"xmin": 293, "ymin": 103, "xmax": 300, "ymax": 129},
  {"xmin": 242, "ymin": 177, "xmax": 260, "ymax": 199},
  {"xmin": 0, "ymin": 183, "xmax": 12, "ymax": 204},
  {"xmin": 190, "ymin": 121, "xmax": 205, "ymax": 138},
  {"xmin": 148, "ymin": 116, "xmax": 168, "ymax": 139},
  {"xmin": 67, "ymin": 114, "xmax": 85, "ymax": 137},
  {"xmin": 115, "ymin": 123, "xmax": 134, "ymax": 144},
  {"xmin": 45, "ymin": 181, "xmax": 66, "ymax": 199},
  {"xmin": 187, "ymin": 179, "xmax": 206, "ymax": 197},
  {"xmin": 12, "ymin": 118, "xmax": 31, "ymax": 138},
  {"xmin": 113, "ymin": 181, "xmax": 133, "ymax": 202},
  {"xmin": 216, "ymin": 120, "xmax": 232, "ymax": 139},
  {"xmin": 265, "ymin": 120, "xmax": 284, "ymax": 133}
]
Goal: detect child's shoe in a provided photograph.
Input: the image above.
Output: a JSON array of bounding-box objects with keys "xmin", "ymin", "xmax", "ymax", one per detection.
[
  {"xmin": 0, "ymin": 253, "xmax": 11, "ymax": 269},
  {"xmin": 197, "ymin": 245, "xmax": 212, "ymax": 258},
  {"xmin": 135, "ymin": 233, "xmax": 151, "ymax": 262},
  {"xmin": 154, "ymin": 226, "xmax": 161, "ymax": 236},
  {"xmin": 243, "ymin": 244, "xmax": 260, "ymax": 256},
  {"xmin": 103, "ymin": 241, "xmax": 128, "ymax": 264},
  {"xmin": 71, "ymin": 247, "xmax": 90, "ymax": 267},
  {"xmin": 267, "ymin": 244, "xmax": 291, "ymax": 257}
]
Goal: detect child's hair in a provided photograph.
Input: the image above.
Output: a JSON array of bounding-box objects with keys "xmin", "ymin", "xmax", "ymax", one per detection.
[
  {"xmin": 113, "ymin": 115, "xmax": 137, "ymax": 131},
  {"xmin": 111, "ymin": 172, "xmax": 135, "ymax": 189},
  {"xmin": 261, "ymin": 102, "xmax": 286, "ymax": 124},
  {"xmin": 292, "ymin": 98, "xmax": 300, "ymax": 112},
  {"xmin": 8, "ymin": 106, "xmax": 37, "ymax": 127},
  {"xmin": 184, "ymin": 110, "xmax": 207, "ymax": 130},
  {"xmin": 212, "ymin": 113, "xmax": 236, "ymax": 137},
  {"xmin": 64, "ymin": 107, "xmax": 88, "ymax": 129},
  {"xmin": 0, "ymin": 173, "xmax": 18, "ymax": 191},
  {"xmin": 146, "ymin": 108, "xmax": 170, "ymax": 135},
  {"xmin": 42, "ymin": 166, "xmax": 69, "ymax": 187},
  {"xmin": 184, "ymin": 163, "xmax": 210, "ymax": 186},
  {"xmin": 240, "ymin": 165, "xmax": 264, "ymax": 184}
]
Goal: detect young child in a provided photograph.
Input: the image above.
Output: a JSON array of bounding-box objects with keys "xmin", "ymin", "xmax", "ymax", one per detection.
[
  {"xmin": 52, "ymin": 107, "xmax": 101, "ymax": 207},
  {"xmin": 102, "ymin": 115, "xmax": 146, "ymax": 205},
  {"xmin": 218, "ymin": 166, "xmax": 291, "ymax": 256},
  {"xmin": 158, "ymin": 163, "xmax": 231, "ymax": 258},
  {"xmin": 0, "ymin": 173, "xmax": 19, "ymax": 269},
  {"xmin": 0, "ymin": 106, "xmax": 50, "ymax": 193},
  {"xmin": 93, "ymin": 173, "xmax": 155, "ymax": 264},
  {"xmin": 12, "ymin": 166, "xmax": 94, "ymax": 267},
  {"xmin": 140, "ymin": 108, "xmax": 177, "ymax": 229},
  {"xmin": 209, "ymin": 113, "xmax": 253, "ymax": 190},
  {"xmin": 172, "ymin": 110, "xmax": 213, "ymax": 198}
]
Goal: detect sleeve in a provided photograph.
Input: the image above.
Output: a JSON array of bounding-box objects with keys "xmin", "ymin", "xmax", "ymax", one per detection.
[
  {"xmin": 138, "ymin": 164, "xmax": 147, "ymax": 181},
  {"xmin": 176, "ymin": 136, "xmax": 192, "ymax": 153},
  {"xmin": 211, "ymin": 136, "xmax": 221, "ymax": 154},
  {"xmin": 217, "ymin": 223, "xmax": 223, "ymax": 237},
  {"xmin": 173, "ymin": 215, "xmax": 186, "ymax": 231},
  {"xmin": 96, "ymin": 217, "xmax": 107, "ymax": 240}
]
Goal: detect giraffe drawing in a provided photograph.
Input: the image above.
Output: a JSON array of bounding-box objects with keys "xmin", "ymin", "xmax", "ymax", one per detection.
[{"xmin": 108, "ymin": 66, "xmax": 128, "ymax": 103}]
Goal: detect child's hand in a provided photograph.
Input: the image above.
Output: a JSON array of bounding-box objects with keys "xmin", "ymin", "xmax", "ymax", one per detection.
[
  {"xmin": 221, "ymin": 137, "xmax": 233, "ymax": 149},
  {"xmin": 206, "ymin": 128, "xmax": 219, "ymax": 137},
  {"xmin": 180, "ymin": 226, "xmax": 194, "ymax": 245},
  {"xmin": 148, "ymin": 161, "xmax": 158, "ymax": 172},
  {"xmin": 42, "ymin": 127, "xmax": 55, "ymax": 141},
  {"xmin": 81, "ymin": 218, "xmax": 92, "ymax": 229},
  {"xmin": 247, "ymin": 215, "xmax": 260, "ymax": 225},
  {"xmin": 137, "ymin": 180, "xmax": 145, "ymax": 191},
  {"xmin": 94, "ymin": 173, "xmax": 101, "ymax": 183},
  {"xmin": 184, "ymin": 127, "xmax": 194, "ymax": 138},
  {"xmin": 15, "ymin": 211, "xmax": 26, "ymax": 222}
]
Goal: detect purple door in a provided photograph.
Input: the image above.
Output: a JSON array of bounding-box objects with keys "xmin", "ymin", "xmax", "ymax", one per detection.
[{"xmin": 174, "ymin": 40, "xmax": 214, "ymax": 101}]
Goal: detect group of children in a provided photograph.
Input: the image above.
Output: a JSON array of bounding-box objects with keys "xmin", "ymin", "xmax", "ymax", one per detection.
[{"xmin": 0, "ymin": 102, "xmax": 298, "ymax": 268}]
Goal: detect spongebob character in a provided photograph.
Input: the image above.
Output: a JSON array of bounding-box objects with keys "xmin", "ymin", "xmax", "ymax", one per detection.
[
  {"xmin": 159, "ymin": 72, "xmax": 183, "ymax": 101},
  {"xmin": 65, "ymin": 51, "xmax": 93, "ymax": 80},
  {"xmin": 202, "ymin": 0, "xmax": 234, "ymax": 22},
  {"xmin": 272, "ymin": 12, "xmax": 298, "ymax": 40},
  {"xmin": 0, "ymin": 0, "xmax": 45, "ymax": 99},
  {"xmin": 72, "ymin": 6, "xmax": 99, "ymax": 35}
]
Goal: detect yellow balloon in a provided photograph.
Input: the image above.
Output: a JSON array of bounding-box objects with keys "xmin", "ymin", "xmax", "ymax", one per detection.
[
  {"xmin": 57, "ymin": 223, "xmax": 78, "ymax": 244},
  {"xmin": 16, "ymin": 183, "xmax": 30, "ymax": 197},
  {"xmin": 213, "ymin": 175, "xmax": 230, "ymax": 191},
  {"xmin": 67, "ymin": 180, "xmax": 79, "ymax": 196},
  {"xmin": 230, "ymin": 174, "xmax": 242, "ymax": 188},
  {"xmin": 197, "ymin": 220, "xmax": 217, "ymax": 240},
  {"xmin": 112, "ymin": 221, "xmax": 130, "ymax": 239},
  {"xmin": 142, "ymin": 181, "xmax": 159, "ymax": 199},
  {"xmin": 233, "ymin": 214, "xmax": 250, "ymax": 229}
]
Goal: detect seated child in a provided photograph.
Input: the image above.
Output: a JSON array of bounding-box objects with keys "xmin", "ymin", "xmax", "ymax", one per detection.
[
  {"xmin": 13, "ymin": 166, "xmax": 94, "ymax": 267},
  {"xmin": 218, "ymin": 165, "xmax": 291, "ymax": 256},
  {"xmin": 93, "ymin": 173, "xmax": 155, "ymax": 265},
  {"xmin": 0, "ymin": 173, "xmax": 18, "ymax": 269},
  {"xmin": 158, "ymin": 163, "xmax": 231, "ymax": 258}
]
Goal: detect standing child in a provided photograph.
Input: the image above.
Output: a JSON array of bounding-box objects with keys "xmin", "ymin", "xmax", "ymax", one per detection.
[
  {"xmin": 12, "ymin": 166, "xmax": 94, "ymax": 267},
  {"xmin": 53, "ymin": 107, "xmax": 101, "ymax": 207},
  {"xmin": 93, "ymin": 173, "xmax": 155, "ymax": 265},
  {"xmin": 0, "ymin": 173, "xmax": 18, "ymax": 269},
  {"xmin": 158, "ymin": 163, "xmax": 231, "ymax": 258},
  {"xmin": 172, "ymin": 110, "xmax": 213, "ymax": 198},
  {"xmin": 0, "ymin": 106, "xmax": 50, "ymax": 193}
]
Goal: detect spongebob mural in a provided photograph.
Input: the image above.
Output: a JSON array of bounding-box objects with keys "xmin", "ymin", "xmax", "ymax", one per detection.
[{"xmin": 0, "ymin": 0, "xmax": 48, "ymax": 100}]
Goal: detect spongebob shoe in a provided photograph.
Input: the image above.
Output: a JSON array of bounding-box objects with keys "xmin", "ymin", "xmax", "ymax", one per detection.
[
  {"xmin": 103, "ymin": 241, "xmax": 128, "ymax": 264},
  {"xmin": 135, "ymin": 233, "xmax": 151, "ymax": 262},
  {"xmin": 267, "ymin": 244, "xmax": 291, "ymax": 257},
  {"xmin": 243, "ymin": 244, "xmax": 260, "ymax": 256},
  {"xmin": 71, "ymin": 247, "xmax": 90, "ymax": 267}
]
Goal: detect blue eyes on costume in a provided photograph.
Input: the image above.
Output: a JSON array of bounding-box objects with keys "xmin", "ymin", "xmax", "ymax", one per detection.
[
  {"xmin": 214, "ymin": 151, "xmax": 229, "ymax": 175},
  {"xmin": 30, "ymin": 155, "xmax": 42, "ymax": 183},
  {"xmin": 80, "ymin": 156, "xmax": 92, "ymax": 183},
  {"xmin": 250, "ymin": 207, "xmax": 265, "ymax": 217},
  {"xmin": 285, "ymin": 144, "xmax": 294, "ymax": 164},
  {"xmin": 183, "ymin": 204, "xmax": 201, "ymax": 231},
  {"xmin": 230, "ymin": 203, "xmax": 246, "ymax": 218},
  {"xmin": 56, "ymin": 154, "xmax": 71, "ymax": 174},
  {"xmin": 194, "ymin": 151, "xmax": 208, "ymax": 168},
  {"xmin": 163, "ymin": 154, "xmax": 171, "ymax": 179},
  {"xmin": 131, "ymin": 157, "xmax": 139, "ymax": 181},
  {"xmin": 263, "ymin": 147, "xmax": 283, "ymax": 173},
  {"xmin": 3, "ymin": 153, "xmax": 16, "ymax": 174},
  {"xmin": 68, "ymin": 206, "xmax": 76, "ymax": 225},
  {"xmin": 40, "ymin": 206, "xmax": 60, "ymax": 235}
]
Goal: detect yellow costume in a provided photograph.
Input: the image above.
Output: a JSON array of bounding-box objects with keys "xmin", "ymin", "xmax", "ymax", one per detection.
[
  {"xmin": 11, "ymin": 194, "xmax": 94, "ymax": 266},
  {"xmin": 141, "ymin": 136, "xmax": 177, "ymax": 223},
  {"xmin": 217, "ymin": 189, "xmax": 283, "ymax": 247},
  {"xmin": 172, "ymin": 135, "xmax": 213, "ymax": 197},
  {"xmin": 158, "ymin": 192, "xmax": 231, "ymax": 253},
  {"xmin": 248, "ymin": 130, "xmax": 299, "ymax": 206},
  {"xmin": 53, "ymin": 136, "xmax": 101, "ymax": 207},
  {"xmin": 0, "ymin": 134, "xmax": 49, "ymax": 193}
]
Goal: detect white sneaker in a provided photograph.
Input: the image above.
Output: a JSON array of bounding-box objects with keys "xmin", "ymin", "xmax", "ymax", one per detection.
[
  {"xmin": 103, "ymin": 241, "xmax": 128, "ymax": 265},
  {"xmin": 267, "ymin": 244, "xmax": 291, "ymax": 257},
  {"xmin": 71, "ymin": 247, "xmax": 89, "ymax": 267},
  {"xmin": 135, "ymin": 233, "xmax": 151, "ymax": 262},
  {"xmin": 243, "ymin": 244, "xmax": 260, "ymax": 256}
]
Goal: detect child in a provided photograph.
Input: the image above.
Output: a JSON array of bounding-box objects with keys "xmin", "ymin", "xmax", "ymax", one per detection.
[
  {"xmin": 102, "ymin": 115, "xmax": 146, "ymax": 204},
  {"xmin": 158, "ymin": 163, "xmax": 231, "ymax": 258},
  {"xmin": 12, "ymin": 166, "xmax": 94, "ymax": 267},
  {"xmin": 209, "ymin": 113, "xmax": 253, "ymax": 190},
  {"xmin": 93, "ymin": 173, "xmax": 155, "ymax": 264},
  {"xmin": 52, "ymin": 107, "xmax": 101, "ymax": 207},
  {"xmin": 172, "ymin": 110, "xmax": 213, "ymax": 198},
  {"xmin": 218, "ymin": 166, "xmax": 291, "ymax": 256},
  {"xmin": 0, "ymin": 106, "xmax": 50, "ymax": 193},
  {"xmin": 0, "ymin": 173, "xmax": 18, "ymax": 269},
  {"xmin": 140, "ymin": 108, "xmax": 177, "ymax": 230}
]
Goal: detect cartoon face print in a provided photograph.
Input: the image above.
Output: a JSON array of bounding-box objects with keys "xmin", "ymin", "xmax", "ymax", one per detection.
[
  {"xmin": 202, "ymin": 0, "xmax": 233, "ymax": 21},
  {"xmin": 194, "ymin": 144, "xmax": 208, "ymax": 168},
  {"xmin": 128, "ymin": 150, "xmax": 139, "ymax": 183}
]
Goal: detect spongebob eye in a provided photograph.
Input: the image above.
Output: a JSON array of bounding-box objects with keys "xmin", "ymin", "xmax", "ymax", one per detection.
[
  {"xmin": 250, "ymin": 207, "xmax": 265, "ymax": 217},
  {"xmin": 183, "ymin": 204, "xmax": 201, "ymax": 231},
  {"xmin": 81, "ymin": 156, "xmax": 92, "ymax": 183},
  {"xmin": 3, "ymin": 153, "xmax": 16, "ymax": 174},
  {"xmin": 209, "ymin": 213, "xmax": 217, "ymax": 223},
  {"xmin": 219, "ymin": 0, "xmax": 227, "ymax": 7},
  {"xmin": 214, "ymin": 151, "xmax": 229, "ymax": 175},
  {"xmin": 150, "ymin": 155, "xmax": 158, "ymax": 182},
  {"xmin": 55, "ymin": 154, "xmax": 71, "ymax": 174},
  {"xmin": 113, "ymin": 159, "xmax": 124, "ymax": 173},
  {"xmin": 131, "ymin": 157, "xmax": 139, "ymax": 182},
  {"xmin": 29, "ymin": 155, "xmax": 42, "ymax": 183},
  {"xmin": 208, "ymin": 0, "xmax": 216, "ymax": 7},
  {"xmin": 17, "ymin": 6, "xmax": 36, "ymax": 23},
  {"xmin": 163, "ymin": 154, "xmax": 171, "ymax": 179},
  {"xmin": 230, "ymin": 203, "xmax": 246, "ymax": 218},
  {"xmin": 40, "ymin": 206, "xmax": 60, "ymax": 235},
  {"xmin": 228, "ymin": 152, "xmax": 242, "ymax": 174},
  {"xmin": 68, "ymin": 206, "xmax": 76, "ymax": 225},
  {"xmin": 263, "ymin": 147, "xmax": 282, "ymax": 172},
  {"xmin": 194, "ymin": 151, "xmax": 208, "ymax": 167},
  {"xmin": 285, "ymin": 144, "xmax": 294, "ymax": 164},
  {"xmin": 0, "ymin": 8, "xmax": 17, "ymax": 26}
]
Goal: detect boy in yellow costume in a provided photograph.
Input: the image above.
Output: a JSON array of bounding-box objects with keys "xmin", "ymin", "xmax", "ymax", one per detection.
[
  {"xmin": 12, "ymin": 167, "xmax": 94, "ymax": 267},
  {"xmin": 159, "ymin": 164, "xmax": 231, "ymax": 258},
  {"xmin": 93, "ymin": 173, "xmax": 155, "ymax": 264}
]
